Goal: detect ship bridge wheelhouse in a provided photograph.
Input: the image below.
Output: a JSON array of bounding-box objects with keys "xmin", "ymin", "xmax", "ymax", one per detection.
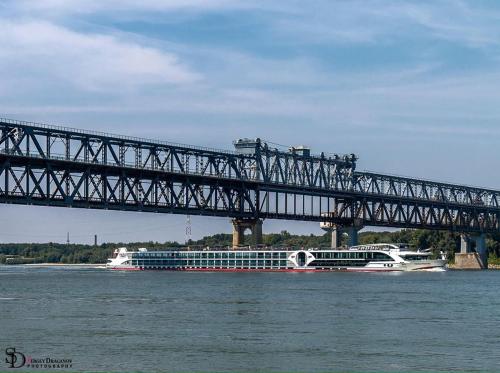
[{"xmin": 307, "ymin": 250, "xmax": 397, "ymax": 268}]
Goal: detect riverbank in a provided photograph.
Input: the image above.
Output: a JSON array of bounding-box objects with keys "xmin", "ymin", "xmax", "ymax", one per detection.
[
  {"xmin": 24, "ymin": 263, "xmax": 103, "ymax": 267},
  {"xmin": 0, "ymin": 263, "xmax": 105, "ymax": 268},
  {"xmin": 448, "ymin": 263, "xmax": 500, "ymax": 270}
]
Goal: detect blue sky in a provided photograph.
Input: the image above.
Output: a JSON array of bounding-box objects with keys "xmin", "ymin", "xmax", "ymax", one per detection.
[{"xmin": 1, "ymin": 0, "xmax": 500, "ymax": 244}]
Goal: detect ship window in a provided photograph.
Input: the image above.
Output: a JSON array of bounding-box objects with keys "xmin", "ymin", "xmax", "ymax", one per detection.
[
  {"xmin": 297, "ymin": 252, "xmax": 306, "ymax": 266},
  {"xmin": 372, "ymin": 252, "xmax": 393, "ymax": 261},
  {"xmin": 404, "ymin": 255, "xmax": 427, "ymax": 261}
]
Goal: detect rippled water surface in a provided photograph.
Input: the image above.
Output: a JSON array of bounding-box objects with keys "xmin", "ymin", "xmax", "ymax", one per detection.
[{"xmin": 1, "ymin": 266, "xmax": 500, "ymax": 371}]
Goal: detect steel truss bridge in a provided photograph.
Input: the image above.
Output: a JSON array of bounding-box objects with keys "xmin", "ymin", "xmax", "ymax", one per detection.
[{"xmin": 1, "ymin": 118, "xmax": 499, "ymax": 234}]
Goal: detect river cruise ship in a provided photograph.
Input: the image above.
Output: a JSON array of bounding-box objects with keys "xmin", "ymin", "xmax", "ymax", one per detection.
[{"xmin": 106, "ymin": 243, "xmax": 446, "ymax": 272}]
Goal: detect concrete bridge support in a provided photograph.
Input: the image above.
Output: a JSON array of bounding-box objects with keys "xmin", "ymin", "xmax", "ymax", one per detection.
[
  {"xmin": 328, "ymin": 225, "xmax": 360, "ymax": 249},
  {"xmin": 455, "ymin": 233, "xmax": 488, "ymax": 269},
  {"xmin": 232, "ymin": 218, "xmax": 263, "ymax": 248},
  {"xmin": 330, "ymin": 226, "xmax": 342, "ymax": 249},
  {"xmin": 460, "ymin": 234, "xmax": 470, "ymax": 254},
  {"xmin": 345, "ymin": 226, "xmax": 359, "ymax": 247},
  {"xmin": 473, "ymin": 234, "xmax": 488, "ymax": 268}
]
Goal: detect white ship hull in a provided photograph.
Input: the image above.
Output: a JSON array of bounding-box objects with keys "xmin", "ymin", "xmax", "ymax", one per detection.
[{"xmin": 106, "ymin": 244, "xmax": 447, "ymax": 272}]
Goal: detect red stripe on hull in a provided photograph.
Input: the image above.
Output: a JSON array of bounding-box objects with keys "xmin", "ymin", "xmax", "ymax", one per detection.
[
  {"xmin": 109, "ymin": 267, "xmax": 403, "ymax": 273},
  {"xmin": 110, "ymin": 267, "xmax": 141, "ymax": 271}
]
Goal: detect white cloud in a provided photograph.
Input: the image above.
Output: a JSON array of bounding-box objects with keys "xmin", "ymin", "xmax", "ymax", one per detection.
[
  {"xmin": 265, "ymin": 0, "xmax": 500, "ymax": 47},
  {"xmin": 382, "ymin": 0, "xmax": 500, "ymax": 48},
  {"xmin": 0, "ymin": 20, "xmax": 200, "ymax": 92}
]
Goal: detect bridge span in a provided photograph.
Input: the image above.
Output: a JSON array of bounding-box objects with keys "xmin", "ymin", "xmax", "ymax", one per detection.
[{"xmin": 0, "ymin": 118, "xmax": 497, "ymax": 267}]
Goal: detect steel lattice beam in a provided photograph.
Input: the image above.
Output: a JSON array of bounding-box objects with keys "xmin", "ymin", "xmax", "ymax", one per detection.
[{"xmin": 1, "ymin": 118, "xmax": 499, "ymax": 234}]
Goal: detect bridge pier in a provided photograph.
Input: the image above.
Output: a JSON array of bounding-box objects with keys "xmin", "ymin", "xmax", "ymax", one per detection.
[
  {"xmin": 330, "ymin": 226, "xmax": 342, "ymax": 249},
  {"xmin": 460, "ymin": 234, "xmax": 470, "ymax": 253},
  {"xmin": 455, "ymin": 233, "xmax": 488, "ymax": 269},
  {"xmin": 345, "ymin": 226, "xmax": 359, "ymax": 247},
  {"xmin": 473, "ymin": 234, "xmax": 488, "ymax": 268},
  {"xmin": 232, "ymin": 218, "xmax": 263, "ymax": 248},
  {"xmin": 326, "ymin": 224, "xmax": 361, "ymax": 249}
]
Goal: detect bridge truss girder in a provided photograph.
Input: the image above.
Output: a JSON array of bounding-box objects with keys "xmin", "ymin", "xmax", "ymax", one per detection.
[
  {"xmin": 0, "ymin": 153, "xmax": 498, "ymax": 233},
  {"xmin": 1, "ymin": 118, "xmax": 499, "ymax": 234}
]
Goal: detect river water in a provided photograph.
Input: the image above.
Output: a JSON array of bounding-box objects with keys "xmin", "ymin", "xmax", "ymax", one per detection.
[{"xmin": 1, "ymin": 266, "xmax": 500, "ymax": 372}]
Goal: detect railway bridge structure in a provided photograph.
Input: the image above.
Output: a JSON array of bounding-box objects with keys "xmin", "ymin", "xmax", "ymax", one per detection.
[{"xmin": 1, "ymin": 118, "xmax": 498, "ymax": 268}]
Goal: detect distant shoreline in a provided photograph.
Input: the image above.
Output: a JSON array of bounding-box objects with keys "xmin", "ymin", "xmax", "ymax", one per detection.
[{"xmin": 14, "ymin": 263, "xmax": 104, "ymax": 268}]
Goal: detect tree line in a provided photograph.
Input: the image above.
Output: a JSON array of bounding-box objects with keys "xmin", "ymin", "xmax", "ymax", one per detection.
[{"xmin": 1, "ymin": 229, "xmax": 500, "ymax": 264}]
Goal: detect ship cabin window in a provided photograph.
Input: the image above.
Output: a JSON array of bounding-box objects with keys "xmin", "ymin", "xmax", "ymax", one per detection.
[
  {"xmin": 403, "ymin": 255, "xmax": 427, "ymax": 261},
  {"xmin": 372, "ymin": 252, "xmax": 394, "ymax": 261},
  {"xmin": 297, "ymin": 252, "xmax": 307, "ymax": 266}
]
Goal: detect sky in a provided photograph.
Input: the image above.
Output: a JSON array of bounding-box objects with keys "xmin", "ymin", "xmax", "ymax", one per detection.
[{"xmin": 1, "ymin": 0, "xmax": 500, "ymax": 244}]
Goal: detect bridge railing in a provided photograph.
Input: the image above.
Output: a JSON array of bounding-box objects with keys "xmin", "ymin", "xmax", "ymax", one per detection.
[{"xmin": 0, "ymin": 117, "xmax": 236, "ymax": 155}]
